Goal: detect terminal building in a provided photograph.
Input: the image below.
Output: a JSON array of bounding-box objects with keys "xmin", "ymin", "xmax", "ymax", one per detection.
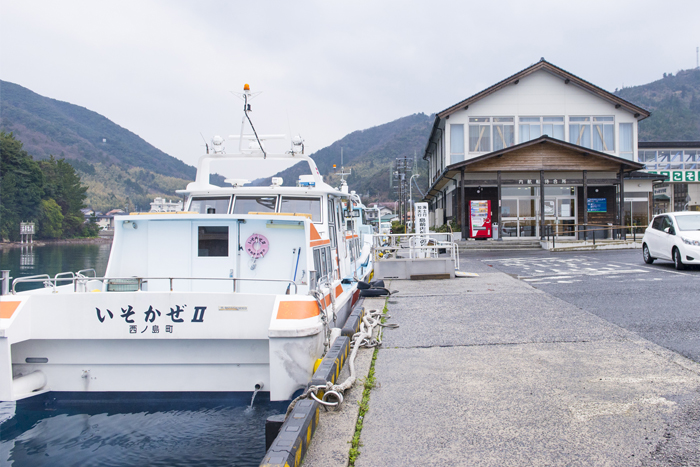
[
  {"xmin": 638, "ymin": 141, "xmax": 700, "ymax": 213},
  {"xmin": 421, "ymin": 58, "xmax": 688, "ymax": 240}
]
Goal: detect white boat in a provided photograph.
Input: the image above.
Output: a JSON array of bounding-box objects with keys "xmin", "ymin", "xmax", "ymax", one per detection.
[{"xmin": 0, "ymin": 86, "xmax": 372, "ymax": 402}]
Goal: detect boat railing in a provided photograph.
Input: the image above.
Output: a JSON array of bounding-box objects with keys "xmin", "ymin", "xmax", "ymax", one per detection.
[
  {"xmin": 11, "ymin": 274, "xmax": 298, "ymax": 294},
  {"xmin": 372, "ymin": 232, "xmax": 460, "ymax": 269}
]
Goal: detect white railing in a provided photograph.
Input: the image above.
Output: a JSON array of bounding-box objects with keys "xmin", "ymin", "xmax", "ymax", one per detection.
[
  {"xmin": 372, "ymin": 232, "xmax": 459, "ymax": 270},
  {"xmin": 12, "ymin": 273, "xmax": 298, "ymax": 294}
]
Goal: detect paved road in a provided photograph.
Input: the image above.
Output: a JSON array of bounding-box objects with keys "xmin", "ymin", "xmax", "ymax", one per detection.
[{"xmin": 465, "ymin": 248, "xmax": 700, "ymax": 364}]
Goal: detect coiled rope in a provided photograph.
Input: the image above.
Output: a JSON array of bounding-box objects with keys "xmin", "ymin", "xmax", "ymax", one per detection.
[{"xmin": 285, "ymin": 307, "xmax": 398, "ymax": 416}]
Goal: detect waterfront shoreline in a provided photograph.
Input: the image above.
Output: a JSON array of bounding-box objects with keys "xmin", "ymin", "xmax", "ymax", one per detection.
[{"xmin": 0, "ymin": 236, "xmax": 112, "ymax": 249}]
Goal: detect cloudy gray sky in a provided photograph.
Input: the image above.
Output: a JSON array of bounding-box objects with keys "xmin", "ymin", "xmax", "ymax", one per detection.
[{"xmin": 1, "ymin": 0, "xmax": 699, "ymax": 173}]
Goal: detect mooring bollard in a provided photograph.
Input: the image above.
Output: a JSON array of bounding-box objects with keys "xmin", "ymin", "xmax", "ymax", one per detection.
[{"xmin": 1, "ymin": 270, "xmax": 11, "ymax": 295}]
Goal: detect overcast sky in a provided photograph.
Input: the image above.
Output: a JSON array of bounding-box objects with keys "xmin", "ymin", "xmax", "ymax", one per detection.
[{"xmin": 1, "ymin": 0, "xmax": 699, "ymax": 175}]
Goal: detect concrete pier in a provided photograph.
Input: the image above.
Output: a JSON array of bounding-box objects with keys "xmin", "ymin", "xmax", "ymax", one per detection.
[{"xmin": 302, "ymin": 257, "xmax": 700, "ymax": 466}]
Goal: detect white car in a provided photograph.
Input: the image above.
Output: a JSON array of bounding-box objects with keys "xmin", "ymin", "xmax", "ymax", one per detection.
[{"xmin": 642, "ymin": 212, "xmax": 700, "ymax": 270}]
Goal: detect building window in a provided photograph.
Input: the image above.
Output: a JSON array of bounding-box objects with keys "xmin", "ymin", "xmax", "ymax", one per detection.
[
  {"xmin": 640, "ymin": 150, "xmax": 657, "ymax": 169},
  {"xmin": 519, "ymin": 116, "xmax": 564, "ymax": 143},
  {"xmin": 569, "ymin": 116, "xmax": 614, "ymax": 151},
  {"xmin": 619, "ymin": 123, "xmax": 633, "ymax": 160},
  {"xmin": 469, "ymin": 117, "xmax": 491, "ymax": 152},
  {"xmin": 493, "ymin": 117, "xmax": 514, "ymax": 151},
  {"xmin": 450, "ymin": 124, "xmax": 464, "ymax": 163}
]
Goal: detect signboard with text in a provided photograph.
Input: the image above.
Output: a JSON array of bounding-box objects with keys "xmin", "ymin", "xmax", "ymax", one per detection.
[{"xmin": 587, "ymin": 198, "xmax": 607, "ymax": 213}]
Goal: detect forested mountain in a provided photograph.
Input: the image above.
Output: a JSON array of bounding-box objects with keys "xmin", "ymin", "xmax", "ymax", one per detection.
[
  {"xmin": 0, "ymin": 80, "xmax": 217, "ymax": 211},
  {"xmin": 1, "ymin": 132, "xmax": 98, "ymax": 241},
  {"xmin": 3, "ymin": 67, "xmax": 700, "ymax": 213},
  {"xmin": 615, "ymin": 68, "xmax": 700, "ymax": 141},
  {"xmin": 254, "ymin": 113, "xmax": 432, "ymax": 202}
]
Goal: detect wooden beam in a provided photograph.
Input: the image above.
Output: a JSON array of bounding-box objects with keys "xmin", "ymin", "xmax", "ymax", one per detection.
[
  {"xmin": 497, "ymin": 170, "xmax": 502, "ymax": 240},
  {"xmin": 583, "ymin": 170, "xmax": 588, "ymax": 241},
  {"xmin": 460, "ymin": 168, "xmax": 466, "ymax": 240},
  {"xmin": 540, "ymin": 170, "xmax": 545, "ymax": 240},
  {"xmin": 619, "ymin": 166, "xmax": 626, "ymax": 240},
  {"xmin": 459, "ymin": 178, "xmax": 618, "ymax": 186}
]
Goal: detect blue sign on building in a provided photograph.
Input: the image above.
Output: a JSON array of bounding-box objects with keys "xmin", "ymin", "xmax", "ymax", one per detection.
[{"xmin": 587, "ymin": 198, "xmax": 607, "ymax": 213}]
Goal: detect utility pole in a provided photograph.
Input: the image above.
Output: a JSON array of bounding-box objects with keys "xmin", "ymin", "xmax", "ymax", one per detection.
[{"xmin": 392, "ymin": 155, "xmax": 413, "ymax": 230}]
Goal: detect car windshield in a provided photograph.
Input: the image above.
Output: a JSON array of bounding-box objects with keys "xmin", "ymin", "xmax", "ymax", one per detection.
[{"xmin": 675, "ymin": 214, "xmax": 700, "ymax": 231}]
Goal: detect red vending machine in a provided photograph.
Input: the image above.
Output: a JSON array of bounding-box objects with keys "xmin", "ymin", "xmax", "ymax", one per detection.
[{"xmin": 469, "ymin": 200, "xmax": 492, "ymax": 238}]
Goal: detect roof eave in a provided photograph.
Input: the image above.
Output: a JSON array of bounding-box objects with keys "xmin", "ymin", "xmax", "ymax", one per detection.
[{"xmin": 437, "ymin": 60, "xmax": 650, "ymax": 121}]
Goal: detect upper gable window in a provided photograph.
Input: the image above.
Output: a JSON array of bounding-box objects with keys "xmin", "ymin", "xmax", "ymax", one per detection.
[
  {"xmin": 619, "ymin": 123, "xmax": 634, "ymax": 160},
  {"xmin": 493, "ymin": 117, "xmax": 514, "ymax": 151},
  {"xmin": 519, "ymin": 116, "xmax": 564, "ymax": 143},
  {"xmin": 469, "ymin": 117, "xmax": 491, "ymax": 152},
  {"xmin": 450, "ymin": 124, "xmax": 465, "ymax": 162},
  {"xmin": 569, "ymin": 116, "xmax": 614, "ymax": 151},
  {"xmin": 468, "ymin": 117, "xmax": 515, "ymax": 153}
]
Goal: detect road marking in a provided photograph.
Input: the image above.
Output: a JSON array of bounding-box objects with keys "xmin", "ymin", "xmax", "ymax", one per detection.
[{"xmin": 623, "ymin": 263, "xmax": 695, "ymax": 277}]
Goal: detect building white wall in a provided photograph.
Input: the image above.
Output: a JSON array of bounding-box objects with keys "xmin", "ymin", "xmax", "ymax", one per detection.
[{"xmin": 442, "ymin": 69, "xmax": 639, "ymax": 167}]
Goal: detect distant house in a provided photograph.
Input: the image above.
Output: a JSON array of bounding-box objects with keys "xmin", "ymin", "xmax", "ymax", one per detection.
[
  {"xmin": 366, "ymin": 205, "xmax": 394, "ymax": 225},
  {"xmin": 150, "ymin": 197, "xmax": 183, "ymax": 213}
]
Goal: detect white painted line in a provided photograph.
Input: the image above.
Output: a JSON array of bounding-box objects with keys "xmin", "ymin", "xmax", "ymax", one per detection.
[{"xmin": 623, "ymin": 263, "xmax": 694, "ymax": 277}]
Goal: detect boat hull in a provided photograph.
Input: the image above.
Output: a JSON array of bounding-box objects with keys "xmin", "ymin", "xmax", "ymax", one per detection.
[{"xmin": 0, "ymin": 288, "xmax": 355, "ymax": 402}]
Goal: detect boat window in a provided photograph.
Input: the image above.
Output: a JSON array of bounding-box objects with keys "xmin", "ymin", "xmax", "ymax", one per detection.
[
  {"xmin": 320, "ymin": 247, "xmax": 328, "ymax": 277},
  {"xmin": 328, "ymin": 199, "xmax": 337, "ymax": 248},
  {"xmin": 198, "ymin": 226, "xmax": 229, "ymax": 257},
  {"xmin": 280, "ymin": 197, "xmax": 322, "ymax": 222},
  {"xmin": 233, "ymin": 196, "xmax": 278, "ymax": 214},
  {"xmin": 189, "ymin": 197, "xmax": 231, "ymax": 214}
]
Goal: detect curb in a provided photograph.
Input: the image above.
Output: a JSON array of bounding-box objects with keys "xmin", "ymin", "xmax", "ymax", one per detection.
[{"xmin": 260, "ymin": 399, "xmax": 320, "ymax": 467}]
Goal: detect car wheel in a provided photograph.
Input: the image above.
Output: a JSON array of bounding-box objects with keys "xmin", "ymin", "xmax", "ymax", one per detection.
[
  {"xmin": 673, "ymin": 247, "xmax": 685, "ymax": 270},
  {"xmin": 642, "ymin": 244, "xmax": 654, "ymax": 264}
]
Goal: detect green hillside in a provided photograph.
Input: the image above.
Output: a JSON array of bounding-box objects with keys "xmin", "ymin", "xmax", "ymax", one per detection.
[
  {"xmin": 254, "ymin": 113, "xmax": 432, "ymax": 203},
  {"xmin": 0, "ymin": 80, "xmax": 210, "ymax": 211},
  {"xmin": 615, "ymin": 68, "xmax": 700, "ymax": 141}
]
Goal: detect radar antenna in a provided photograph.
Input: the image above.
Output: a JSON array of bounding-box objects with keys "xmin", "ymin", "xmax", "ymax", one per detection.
[{"xmin": 231, "ymin": 84, "xmax": 267, "ymax": 158}]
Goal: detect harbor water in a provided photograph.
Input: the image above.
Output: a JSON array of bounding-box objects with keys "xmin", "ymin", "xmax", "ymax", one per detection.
[{"xmin": 0, "ymin": 242, "xmax": 289, "ymax": 466}]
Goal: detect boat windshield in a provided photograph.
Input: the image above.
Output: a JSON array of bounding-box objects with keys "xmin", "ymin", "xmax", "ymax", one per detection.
[
  {"xmin": 233, "ymin": 196, "xmax": 278, "ymax": 214},
  {"xmin": 190, "ymin": 197, "xmax": 231, "ymax": 214},
  {"xmin": 280, "ymin": 197, "xmax": 322, "ymax": 222},
  {"xmin": 675, "ymin": 214, "xmax": 700, "ymax": 231}
]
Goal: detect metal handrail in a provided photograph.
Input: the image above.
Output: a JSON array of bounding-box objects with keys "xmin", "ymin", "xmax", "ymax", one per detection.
[
  {"xmin": 372, "ymin": 232, "xmax": 459, "ymax": 269},
  {"xmin": 544, "ymin": 223, "xmax": 644, "ymax": 249},
  {"xmin": 12, "ymin": 275, "xmax": 298, "ymax": 294}
]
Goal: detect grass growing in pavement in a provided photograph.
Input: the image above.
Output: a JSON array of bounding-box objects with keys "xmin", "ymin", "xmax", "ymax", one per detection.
[{"xmin": 348, "ymin": 301, "xmax": 388, "ymax": 466}]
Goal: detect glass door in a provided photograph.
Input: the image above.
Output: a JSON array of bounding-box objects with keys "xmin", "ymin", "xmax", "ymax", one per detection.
[{"xmin": 543, "ymin": 187, "xmax": 577, "ymax": 237}]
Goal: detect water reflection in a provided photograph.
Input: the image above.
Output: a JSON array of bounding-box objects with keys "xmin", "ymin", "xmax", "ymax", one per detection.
[
  {"xmin": 0, "ymin": 393, "xmax": 289, "ymax": 467},
  {"xmin": 19, "ymin": 246, "xmax": 35, "ymax": 271},
  {"xmin": 0, "ymin": 243, "xmax": 112, "ymax": 291}
]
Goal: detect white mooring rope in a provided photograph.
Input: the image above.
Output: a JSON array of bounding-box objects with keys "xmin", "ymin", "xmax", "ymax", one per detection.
[{"xmin": 285, "ymin": 307, "xmax": 398, "ymax": 416}]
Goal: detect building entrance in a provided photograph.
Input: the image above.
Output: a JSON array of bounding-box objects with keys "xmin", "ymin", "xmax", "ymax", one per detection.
[{"xmin": 500, "ymin": 186, "xmax": 577, "ymax": 238}]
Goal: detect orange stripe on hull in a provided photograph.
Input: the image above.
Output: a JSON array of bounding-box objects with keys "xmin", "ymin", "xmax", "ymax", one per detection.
[
  {"xmin": 0, "ymin": 301, "xmax": 21, "ymax": 319},
  {"xmin": 277, "ymin": 301, "xmax": 320, "ymax": 320},
  {"xmin": 335, "ymin": 284, "xmax": 343, "ymax": 297},
  {"xmin": 351, "ymin": 289, "xmax": 360, "ymax": 307},
  {"xmin": 310, "ymin": 239, "xmax": 330, "ymax": 247}
]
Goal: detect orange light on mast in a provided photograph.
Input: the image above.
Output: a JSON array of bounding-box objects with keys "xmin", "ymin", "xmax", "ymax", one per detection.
[{"xmin": 244, "ymin": 84, "xmax": 250, "ymax": 91}]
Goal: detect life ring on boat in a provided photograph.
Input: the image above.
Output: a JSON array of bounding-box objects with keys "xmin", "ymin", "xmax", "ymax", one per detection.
[{"xmin": 245, "ymin": 233, "xmax": 269, "ymax": 258}]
